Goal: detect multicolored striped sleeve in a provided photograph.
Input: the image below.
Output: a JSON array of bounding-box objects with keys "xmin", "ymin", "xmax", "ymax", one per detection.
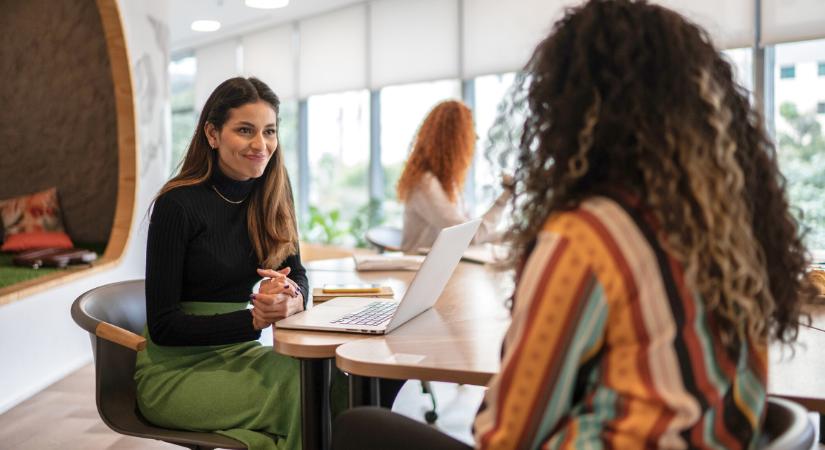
[{"xmin": 474, "ymin": 212, "xmax": 613, "ymax": 450}]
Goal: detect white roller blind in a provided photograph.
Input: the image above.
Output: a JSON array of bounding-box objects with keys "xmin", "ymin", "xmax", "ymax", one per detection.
[
  {"xmin": 242, "ymin": 25, "xmax": 297, "ymax": 100},
  {"xmin": 761, "ymin": 0, "xmax": 825, "ymax": 45},
  {"xmin": 194, "ymin": 40, "xmax": 240, "ymax": 111},
  {"xmin": 298, "ymin": 4, "xmax": 367, "ymax": 97},
  {"xmin": 462, "ymin": 0, "xmax": 567, "ymax": 78},
  {"xmin": 370, "ymin": 0, "xmax": 460, "ymax": 89},
  {"xmin": 655, "ymin": 0, "xmax": 754, "ymax": 49}
]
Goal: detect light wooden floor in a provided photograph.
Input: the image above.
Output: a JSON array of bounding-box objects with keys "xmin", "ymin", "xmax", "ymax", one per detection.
[
  {"xmin": 5, "ymin": 363, "xmax": 822, "ymax": 449},
  {"xmin": 0, "ymin": 364, "xmax": 176, "ymax": 450},
  {"xmin": 0, "ymin": 363, "xmax": 482, "ymax": 450}
]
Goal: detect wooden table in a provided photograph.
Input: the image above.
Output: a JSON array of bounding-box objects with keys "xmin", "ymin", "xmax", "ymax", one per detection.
[
  {"xmin": 274, "ymin": 258, "xmax": 510, "ymax": 450},
  {"xmin": 334, "ymin": 260, "xmax": 511, "ymax": 413},
  {"xmin": 275, "ymin": 258, "xmax": 401, "ymax": 450},
  {"xmin": 332, "ymin": 261, "xmax": 509, "ymax": 419}
]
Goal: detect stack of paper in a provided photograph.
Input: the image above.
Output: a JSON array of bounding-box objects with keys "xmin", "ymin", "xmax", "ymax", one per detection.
[{"xmin": 353, "ymin": 254, "xmax": 424, "ymax": 271}]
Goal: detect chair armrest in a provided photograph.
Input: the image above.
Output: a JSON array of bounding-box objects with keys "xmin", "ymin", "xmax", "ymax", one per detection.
[{"xmin": 95, "ymin": 322, "xmax": 147, "ymax": 351}]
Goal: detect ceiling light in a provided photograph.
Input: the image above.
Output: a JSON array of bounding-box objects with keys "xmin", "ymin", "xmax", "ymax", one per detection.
[
  {"xmin": 245, "ymin": 0, "xmax": 289, "ymax": 9},
  {"xmin": 191, "ymin": 20, "xmax": 221, "ymax": 32}
]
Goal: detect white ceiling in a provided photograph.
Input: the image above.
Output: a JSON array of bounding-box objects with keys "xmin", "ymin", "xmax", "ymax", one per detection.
[{"xmin": 170, "ymin": 0, "xmax": 363, "ymax": 53}]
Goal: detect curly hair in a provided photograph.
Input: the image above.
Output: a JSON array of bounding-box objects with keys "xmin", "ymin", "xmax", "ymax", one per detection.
[
  {"xmin": 397, "ymin": 100, "xmax": 475, "ymax": 203},
  {"xmin": 503, "ymin": 0, "xmax": 816, "ymax": 355}
]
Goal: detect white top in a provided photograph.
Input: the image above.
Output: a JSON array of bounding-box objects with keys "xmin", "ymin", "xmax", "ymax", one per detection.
[{"xmin": 401, "ymin": 172, "xmax": 511, "ymax": 252}]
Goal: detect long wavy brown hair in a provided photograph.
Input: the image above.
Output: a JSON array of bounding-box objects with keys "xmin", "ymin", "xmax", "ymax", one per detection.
[
  {"xmin": 155, "ymin": 77, "xmax": 297, "ymax": 268},
  {"xmin": 505, "ymin": 0, "xmax": 816, "ymax": 355},
  {"xmin": 397, "ymin": 100, "xmax": 475, "ymax": 202}
]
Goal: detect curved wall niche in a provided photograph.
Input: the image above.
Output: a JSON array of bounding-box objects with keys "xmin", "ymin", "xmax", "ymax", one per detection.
[{"xmin": 0, "ymin": 0, "xmax": 136, "ymax": 304}]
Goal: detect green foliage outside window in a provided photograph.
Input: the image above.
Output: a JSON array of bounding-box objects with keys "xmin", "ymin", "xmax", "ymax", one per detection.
[
  {"xmin": 777, "ymin": 102, "xmax": 825, "ymax": 249},
  {"xmin": 304, "ymin": 152, "xmax": 381, "ymax": 246},
  {"xmin": 301, "ymin": 206, "xmax": 349, "ymax": 245},
  {"xmin": 300, "ymin": 200, "xmax": 382, "ymax": 248}
]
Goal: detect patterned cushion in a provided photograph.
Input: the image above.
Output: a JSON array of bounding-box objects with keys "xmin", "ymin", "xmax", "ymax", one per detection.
[{"xmin": 0, "ymin": 188, "xmax": 74, "ymax": 251}]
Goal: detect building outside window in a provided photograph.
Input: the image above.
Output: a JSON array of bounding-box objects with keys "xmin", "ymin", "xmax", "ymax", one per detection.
[
  {"xmin": 305, "ymin": 90, "xmax": 370, "ymax": 245},
  {"xmin": 169, "ymin": 55, "xmax": 197, "ymax": 175},
  {"xmin": 818, "ymin": 102, "xmax": 825, "ymax": 115},
  {"xmin": 780, "ymin": 64, "xmax": 796, "ymax": 79},
  {"xmin": 818, "ymin": 61, "xmax": 825, "ymax": 76},
  {"xmin": 379, "ymin": 79, "xmax": 462, "ymax": 227},
  {"xmin": 774, "ymin": 39, "xmax": 825, "ymax": 250}
]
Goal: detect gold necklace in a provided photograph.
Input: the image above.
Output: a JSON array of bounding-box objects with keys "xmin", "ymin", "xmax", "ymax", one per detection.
[{"xmin": 211, "ymin": 185, "xmax": 247, "ymax": 204}]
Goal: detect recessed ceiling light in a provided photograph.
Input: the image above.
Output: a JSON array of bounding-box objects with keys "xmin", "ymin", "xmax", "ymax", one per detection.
[
  {"xmin": 245, "ymin": 0, "xmax": 289, "ymax": 9},
  {"xmin": 191, "ymin": 20, "xmax": 221, "ymax": 32}
]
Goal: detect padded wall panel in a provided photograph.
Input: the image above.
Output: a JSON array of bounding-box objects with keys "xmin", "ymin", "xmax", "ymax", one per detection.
[{"xmin": 0, "ymin": 0, "xmax": 117, "ymax": 244}]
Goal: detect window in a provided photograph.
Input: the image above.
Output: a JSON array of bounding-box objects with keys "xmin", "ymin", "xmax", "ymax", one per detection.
[
  {"xmin": 169, "ymin": 55, "xmax": 197, "ymax": 175},
  {"xmin": 774, "ymin": 39, "xmax": 825, "ymax": 249},
  {"xmin": 818, "ymin": 102, "xmax": 825, "ymax": 114},
  {"xmin": 819, "ymin": 62, "xmax": 825, "ymax": 76},
  {"xmin": 473, "ymin": 73, "xmax": 518, "ymax": 216},
  {"xmin": 380, "ymin": 79, "xmax": 462, "ymax": 227},
  {"xmin": 278, "ymin": 100, "xmax": 299, "ymax": 207},
  {"xmin": 305, "ymin": 90, "xmax": 370, "ymax": 245},
  {"xmin": 780, "ymin": 64, "xmax": 796, "ymax": 79},
  {"xmin": 722, "ymin": 47, "xmax": 754, "ymax": 94}
]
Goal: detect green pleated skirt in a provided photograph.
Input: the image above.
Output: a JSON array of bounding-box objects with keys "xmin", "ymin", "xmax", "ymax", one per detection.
[{"xmin": 134, "ymin": 302, "xmax": 303, "ymax": 450}]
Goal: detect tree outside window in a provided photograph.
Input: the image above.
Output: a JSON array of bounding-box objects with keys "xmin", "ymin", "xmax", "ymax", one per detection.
[{"xmin": 775, "ymin": 39, "xmax": 825, "ymax": 251}]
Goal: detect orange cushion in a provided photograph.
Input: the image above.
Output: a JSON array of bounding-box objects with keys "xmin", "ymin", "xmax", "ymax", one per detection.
[{"xmin": 1, "ymin": 231, "xmax": 74, "ymax": 252}]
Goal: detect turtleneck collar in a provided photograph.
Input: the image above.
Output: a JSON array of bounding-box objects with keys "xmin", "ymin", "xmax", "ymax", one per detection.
[{"xmin": 211, "ymin": 162, "xmax": 256, "ymax": 203}]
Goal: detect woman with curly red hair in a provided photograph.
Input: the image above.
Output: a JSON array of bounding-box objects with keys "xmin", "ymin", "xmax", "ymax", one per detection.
[{"xmin": 396, "ymin": 100, "xmax": 513, "ymax": 252}]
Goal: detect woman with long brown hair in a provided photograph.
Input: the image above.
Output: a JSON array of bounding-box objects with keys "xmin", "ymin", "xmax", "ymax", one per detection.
[
  {"xmin": 135, "ymin": 77, "xmax": 307, "ymax": 450},
  {"xmin": 333, "ymin": 1, "xmax": 817, "ymax": 448},
  {"xmin": 397, "ymin": 100, "xmax": 513, "ymax": 252}
]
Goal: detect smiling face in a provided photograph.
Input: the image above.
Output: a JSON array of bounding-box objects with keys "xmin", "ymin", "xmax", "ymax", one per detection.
[{"xmin": 205, "ymin": 100, "xmax": 279, "ymax": 181}]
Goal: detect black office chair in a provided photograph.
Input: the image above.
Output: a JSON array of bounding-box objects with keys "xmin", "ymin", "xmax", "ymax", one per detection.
[
  {"xmin": 759, "ymin": 396, "xmax": 816, "ymax": 450},
  {"xmin": 364, "ymin": 226, "xmax": 403, "ymax": 253},
  {"xmin": 71, "ymin": 280, "xmax": 246, "ymax": 450}
]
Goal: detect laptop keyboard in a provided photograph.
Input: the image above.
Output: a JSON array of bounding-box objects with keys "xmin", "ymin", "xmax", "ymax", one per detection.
[{"xmin": 331, "ymin": 301, "xmax": 398, "ymax": 326}]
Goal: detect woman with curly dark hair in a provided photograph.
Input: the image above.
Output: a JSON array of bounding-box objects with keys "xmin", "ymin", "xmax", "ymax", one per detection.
[
  {"xmin": 332, "ymin": 0, "xmax": 817, "ymax": 449},
  {"xmin": 397, "ymin": 100, "xmax": 513, "ymax": 252}
]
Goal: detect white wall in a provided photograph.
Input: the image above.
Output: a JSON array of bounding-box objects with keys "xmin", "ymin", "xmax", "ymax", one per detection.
[{"xmin": 0, "ymin": 0, "xmax": 171, "ymax": 414}]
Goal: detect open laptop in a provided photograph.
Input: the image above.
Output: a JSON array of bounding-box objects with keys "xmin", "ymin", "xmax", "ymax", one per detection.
[{"xmin": 276, "ymin": 219, "xmax": 482, "ymax": 335}]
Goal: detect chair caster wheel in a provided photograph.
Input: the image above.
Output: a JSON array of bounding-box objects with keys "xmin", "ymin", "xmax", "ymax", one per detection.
[{"xmin": 425, "ymin": 411, "xmax": 438, "ymax": 424}]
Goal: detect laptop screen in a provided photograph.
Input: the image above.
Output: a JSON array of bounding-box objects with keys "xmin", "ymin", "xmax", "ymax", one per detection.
[{"xmin": 385, "ymin": 219, "xmax": 482, "ymax": 332}]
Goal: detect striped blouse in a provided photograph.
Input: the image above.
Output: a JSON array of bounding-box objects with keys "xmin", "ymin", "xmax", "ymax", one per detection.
[{"xmin": 474, "ymin": 195, "xmax": 767, "ymax": 449}]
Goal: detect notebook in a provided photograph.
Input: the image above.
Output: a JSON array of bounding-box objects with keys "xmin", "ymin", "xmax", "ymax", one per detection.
[{"xmin": 352, "ymin": 254, "xmax": 424, "ymax": 271}]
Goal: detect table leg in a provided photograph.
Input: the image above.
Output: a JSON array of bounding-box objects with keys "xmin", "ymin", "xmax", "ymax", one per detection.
[
  {"xmin": 348, "ymin": 374, "xmax": 380, "ymax": 408},
  {"xmin": 300, "ymin": 358, "xmax": 331, "ymax": 450}
]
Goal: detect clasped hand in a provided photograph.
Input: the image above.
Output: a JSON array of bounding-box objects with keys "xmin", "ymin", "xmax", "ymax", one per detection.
[{"xmin": 251, "ymin": 267, "xmax": 305, "ymax": 330}]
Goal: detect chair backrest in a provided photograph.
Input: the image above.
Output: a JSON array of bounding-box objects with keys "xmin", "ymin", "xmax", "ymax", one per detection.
[
  {"xmin": 72, "ymin": 279, "xmax": 147, "ymax": 338},
  {"xmin": 759, "ymin": 397, "xmax": 815, "ymax": 450},
  {"xmin": 365, "ymin": 226, "xmax": 403, "ymax": 253},
  {"xmin": 71, "ymin": 280, "xmax": 245, "ymax": 450}
]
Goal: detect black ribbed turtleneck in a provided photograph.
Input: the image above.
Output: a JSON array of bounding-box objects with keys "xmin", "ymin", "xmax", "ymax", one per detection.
[
  {"xmin": 145, "ymin": 165, "xmax": 308, "ymax": 346},
  {"xmin": 211, "ymin": 163, "xmax": 256, "ymax": 202}
]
